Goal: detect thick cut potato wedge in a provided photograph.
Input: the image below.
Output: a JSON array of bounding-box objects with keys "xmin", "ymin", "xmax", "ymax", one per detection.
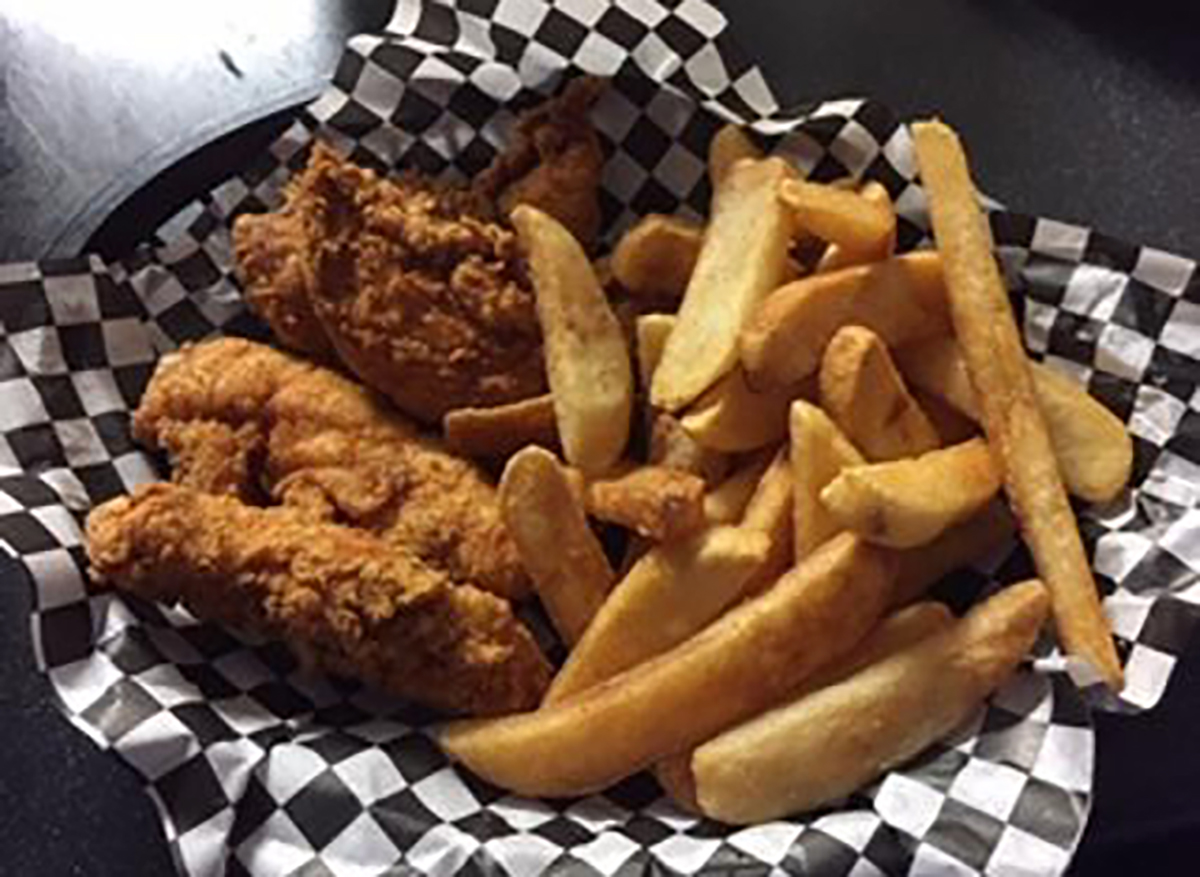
[
  {"xmin": 613, "ymin": 215, "xmax": 704, "ymax": 302},
  {"xmin": 816, "ymin": 181, "xmax": 897, "ymax": 272},
  {"xmin": 652, "ymin": 158, "xmax": 792, "ymax": 411},
  {"xmin": 439, "ymin": 534, "xmax": 894, "ymax": 797},
  {"xmin": 584, "ymin": 466, "xmax": 706, "ymax": 542},
  {"xmin": 499, "ymin": 447, "xmax": 614, "ymax": 645},
  {"xmin": 650, "ymin": 414, "xmax": 729, "ymax": 487},
  {"xmin": 897, "ymin": 336, "xmax": 1133, "ymax": 503},
  {"xmin": 514, "ymin": 205, "xmax": 633, "ymax": 474},
  {"xmin": 543, "ymin": 525, "xmax": 771, "ymax": 704},
  {"xmin": 790, "ymin": 401, "xmax": 865, "ymax": 557},
  {"xmin": 709, "ymin": 124, "xmax": 762, "ymax": 185},
  {"xmin": 703, "ymin": 451, "xmax": 776, "ymax": 524},
  {"xmin": 819, "ymin": 325, "xmax": 940, "ymax": 462},
  {"xmin": 635, "ymin": 314, "xmax": 677, "ymax": 389},
  {"xmin": 693, "ymin": 580, "xmax": 1049, "ymax": 823},
  {"xmin": 444, "ymin": 395, "xmax": 558, "ymax": 458},
  {"xmin": 780, "ymin": 177, "xmax": 896, "ymax": 263},
  {"xmin": 656, "ymin": 600, "xmax": 952, "ymax": 813},
  {"xmin": 680, "ymin": 367, "xmax": 801, "ymax": 453},
  {"xmin": 740, "ymin": 251, "xmax": 948, "ymax": 389},
  {"xmin": 892, "ymin": 500, "xmax": 1016, "ymax": 607},
  {"xmin": 821, "ymin": 437, "xmax": 1002, "ymax": 548},
  {"xmin": 913, "ymin": 120, "xmax": 1122, "ymax": 688},
  {"xmin": 739, "ymin": 449, "xmax": 795, "ymax": 595}
]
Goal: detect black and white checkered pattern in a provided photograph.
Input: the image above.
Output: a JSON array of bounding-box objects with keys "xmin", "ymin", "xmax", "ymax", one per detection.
[{"xmin": 1, "ymin": 0, "xmax": 1198, "ymax": 874}]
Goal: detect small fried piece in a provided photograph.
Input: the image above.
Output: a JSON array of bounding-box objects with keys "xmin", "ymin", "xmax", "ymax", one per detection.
[
  {"xmin": 790, "ymin": 401, "xmax": 865, "ymax": 557},
  {"xmin": 680, "ymin": 368, "xmax": 804, "ymax": 453},
  {"xmin": 740, "ymin": 251, "xmax": 947, "ymax": 389},
  {"xmin": 815, "ymin": 181, "xmax": 897, "ymax": 272},
  {"xmin": 584, "ymin": 466, "xmax": 706, "ymax": 542},
  {"xmin": 896, "ymin": 336, "xmax": 1133, "ymax": 503},
  {"xmin": 439, "ymin": 534, "xmax": 895, "ymax": 797},
  {"xmin": 822, "ymin": 437, "xmax": 1002, "ymax": 549},
  {"xmin": 514, "ymin": 205, "xmax": 633, "ymax": 474},
  {"xmin": 499, "ymin": 448, "xmax": 614, "ymax": 645},
  {"xmin": 612, "ymin": 215, "xmax": 704, "ymax": 301},
  {"xmin": 635, "ymin": 314, "xmax": 677, "ymax": 388},
  {"xmin": 819, "ymin": 326, "xmax": 940, "ymax": 462},
  {"xmin": 780, "ymin": 177, "xmax": 896, "ymax": 263},
  {"xmin": 709, "ymin": 124, "xmax": 762, "ymax": 185},
  {"xmin": 543, "ymin": 525, "xmax": 772, "ymax": 704},
  {"xmin": 739, "ymin": 449, "xmax": 795, "ymax": 596},
  {"xmin": 702, "ymin": 451, "xmax": 776, "ymax": 524},
  {"xmin": 444, "ymin": 395, "xmax": 558, "ymax": 459},
  {"xmin": 693, "ymin": 580, "xmax": 1049, "ymax": 823},
  {"xmin": 87, "ymin": 484, "xmax": 551, "ymax": 716},
  {"xmin": 652, "ymin": 158, "xmax": 792, "ymax": 411},
  {"xmin": 893, "ymin": 500, "xmax": 1016, "ymax": 607},
  {"xmin": 650, "ymin": 414, "xmax": 730, "ymax": 487},
  {"xmin": 913, "ymin": 120, "xmax": 1122, "ymax": 688}
]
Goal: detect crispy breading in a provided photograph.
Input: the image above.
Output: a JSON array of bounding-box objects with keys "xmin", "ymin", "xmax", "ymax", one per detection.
[
  {"xmin": 86, "ymin": 484, "xmax": 550, "ymax": 716},
  {"xmin": 132, "ymin": 337, "xmax": 529, "ymax": 600}
]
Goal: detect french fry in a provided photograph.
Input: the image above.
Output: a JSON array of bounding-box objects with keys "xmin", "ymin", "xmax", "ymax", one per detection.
[
  {"xmin": 613, "ymin": 216, "xmax": 704, "ymax": 302},
  {"xmin": 819, "ymin": 326, "xmax": 940, "ymax": 461},
  {"xmin": 635, "ymin": 314, "xmax": 676, "ymax": 389},
  {"xmin": 739, "ymin": 449, "xmax": 795, "ymax": 595},
  {"xmin": 543, "ymin": 525, "xmax": 772, "ymax": 705},
  {"xmin": 790, "ymin": 401, "xmax": 864, "ymax": 557},
  {"xmin": 709, "ymin": 124, "xmax": 761, "ymax": 184},
  {"xmin": 816, "ymin": 181, "xmax": 897, "ymax": 272},
  {"xmin": 740, "ymin": 251, "xmax": 948, "ymax": 389},
  {"xmin": 499, "ymin": 448, "xmax": 614, "ymax": 645},
  {"xmin": 821, "ymin": 438, "xmax": 1002, "ymax": 548},
  {"xmin": 439, "ymin": 534, "xmax": 895, "ymax": 797},
  {"xmin": 912, "ymin": 388, "xmax": 980, "ymax": 446},
  {"xmin": 913, "ymin": 120, "xmax": 1123, "ymax": 688},
  {"xmin": 444, "ymin": 395, "xmax": 558, "ymax": 458},
  {"xmin": 584, "ymin": 466, "xmax": 706, "ymax": 542},
  {"xmin": 514, "ymin": 205, "xmax": 633, "ymax": 474},
  {"xmin": 656, "ymin": 600, "xmax": 952, "ymax": 814},
  {"xmin": 652, "ymin": 158, "xmax": 792, "ymax": 411},
  {"xmin": 679, "ymin": 367, "xmax": 802, "ymax": 452},
  {"xmin": 892, "ymin": 500, "xmax": 1016, "ymax": 607},
  {"xmin": 702, "ymin": 451, "xmax": 776, "ymax": 524},
  {"xmin": 780, "ymin": 177, "xmax": 896, "ymax": 263},
  {"xmin": 896, "ymin": 336, "xmax": 1133, "ymax": 503},
  {"xmin": 692, "ymin": 580, "xmax": 1050, "ymax": 823},
  {"xmin": 650, "ymin": 414, "xmax": 730, "ymax": 487}
]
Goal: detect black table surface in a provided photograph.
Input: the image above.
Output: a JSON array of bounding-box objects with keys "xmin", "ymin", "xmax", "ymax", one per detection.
[{"xmin": 2, "ymin": 1, "xmax": 1198, "ymax": 874}]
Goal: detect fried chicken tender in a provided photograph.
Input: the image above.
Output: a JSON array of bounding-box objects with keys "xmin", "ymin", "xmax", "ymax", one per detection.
[
  {"xmin": 87, "ymin": 484, "xmax": 551, "ymax": 715},
  {"xmin": 132, "ymin": 337, "xmax": 530, "ymax": 600},
  {"xmin": 230, "ymin": 80, "xmax": 604, "ymax": 422}
]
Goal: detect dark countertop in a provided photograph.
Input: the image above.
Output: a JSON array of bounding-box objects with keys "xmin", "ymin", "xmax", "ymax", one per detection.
[{"xmin": 1, "ymin": 1, "xmax": 1198, "ymax": 875}]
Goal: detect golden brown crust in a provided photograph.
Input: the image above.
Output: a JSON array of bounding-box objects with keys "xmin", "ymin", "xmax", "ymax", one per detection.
[
  {"xmin": 87, "ymin": 484, "xmax": 550, "ymax": 716},
  {"xmin": 133, "ymin": 338, "xmax": 529, "ymax": 600}
]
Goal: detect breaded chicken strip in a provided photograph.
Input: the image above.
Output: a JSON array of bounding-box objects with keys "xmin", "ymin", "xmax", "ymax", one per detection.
[
  {"xmin": 87, "ymin": 484, "xmax": 550, "ymax": 715},
  {"xmin": 132, "ymin": 338, "xmax": 530, "ymax": 600}
]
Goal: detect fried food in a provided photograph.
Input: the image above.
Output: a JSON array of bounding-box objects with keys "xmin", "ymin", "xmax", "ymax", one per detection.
[
  {"xmin": 132, "ymin": 337, "xmax": 529, "ymax": 600},
  {"xmin": 692, "ymin": 580, "xmax": 1049, "ymax": 822},
  {"xmin": 819, "ymin": 326, "xmax": 940, "ymax": 462},
  {"xmin": 635, "ymin": 313, "xmax": 676, "ymax": 388},
  {"xmin": 739, "ymin": 449, "xmax": 795, "ymax": 595},
  {"xmin": 815, "ymin": 181, "xmax": 897, "ymax": 272},
  {"xmin": 443, "ymin": 395, "xmax": 558, "ymax": 459},
  {"xmin": 893, "ymin": 500, "xmax": 1016, "ymax": 607},
  {"xmin": 87, "ymin": 484, "xmax": 551, "ymax": 716},
  {"xmin": 439, "ymin": 534, "xmax": 894, "ymax": 797},
  {"xmin": 708, "ymin": 124, "xmax": 761, "ymax": 185},
  {"xmin": 702, "ymin": 451, "xmax": 776, "ymax": 524},
  {"xmin": 649, "ymin": 414, "xmax": 730, "ymax": 486},
  {"xmin": 780, "ymin": 177, "xmax": 896, "ymax": 264},
  {"xmin": 896, "ymin": 335, "xmax": 1133, "ymax": 503},
  {"xmin": 652, "ymin": 158, "xmax": 792, "ymax": 411},
  {"xmin": 680, "ymin": 368, "xmax": 804, "ymax": 453},
  {"xmin": 500, "ymin": 448, "xmax": 613, "ymax": 645},
  {"xmin": 584, "ymin": 466, "xmax": 706, "ymax": 542},
  {"xmin": 514, "ymin": 205, "xmax": 633, "ymax": 474},
  {"xmin": 913, "ymin": 120, "xmax": 1122, "ymax": 689},
  {"xmin": 821, "ymin": 438, "xmax": 1002, "ymax": 548},
  {"xmin": 612, "ymin": 215, "xmax": 704, "ymax": 301},
  {"xmin": 790, "ymin": 400, "xmax": 864, "ymax": 557},
  {"xmin": 740, "ymin": 251, "xmax": 947, "ymax": 389}
]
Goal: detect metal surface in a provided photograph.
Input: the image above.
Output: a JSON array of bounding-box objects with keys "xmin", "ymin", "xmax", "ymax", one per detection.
[{"xmin": 1, "ymin": 1, "xmax": 1198, "ymax": 874}]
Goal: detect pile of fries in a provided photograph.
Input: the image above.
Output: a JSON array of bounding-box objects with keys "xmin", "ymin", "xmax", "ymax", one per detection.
[{"xmin": 436, "ymin": 120, "xmax": 1133, "ymax": 824}]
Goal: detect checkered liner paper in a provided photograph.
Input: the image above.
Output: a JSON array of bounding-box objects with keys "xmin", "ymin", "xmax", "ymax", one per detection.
[{"xmin": 2, "ymin": 1, "xmax": 1200, "ymax": 875}]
